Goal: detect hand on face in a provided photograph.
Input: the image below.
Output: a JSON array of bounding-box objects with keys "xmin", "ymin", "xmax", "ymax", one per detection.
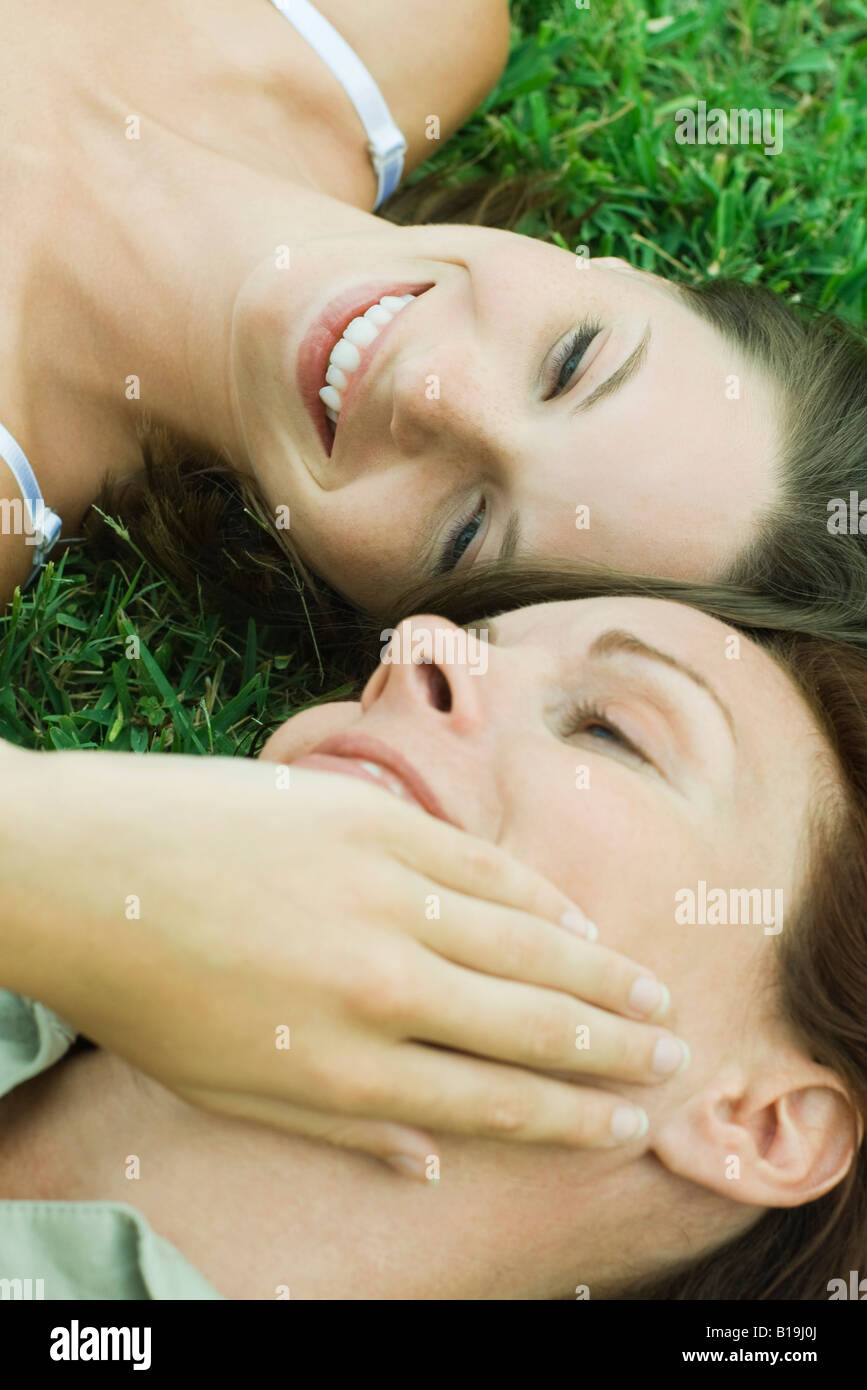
[{"xmin": 261, "ymin": 596, "xmax": 855, "ymax": 1210}]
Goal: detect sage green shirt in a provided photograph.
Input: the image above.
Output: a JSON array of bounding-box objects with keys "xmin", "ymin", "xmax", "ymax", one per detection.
[{"xmin": 0, "ymin": 989, "xmax": 223, "ymax": 1299}]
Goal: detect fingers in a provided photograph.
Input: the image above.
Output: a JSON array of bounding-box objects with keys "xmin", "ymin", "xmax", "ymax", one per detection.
[
  {"xmin": 418, "ymin": 894, "xmax": 670, "ymax": 1022},
  {"xmin": 182, "ymin": 1038, "xmax": 651, "ymax": 1153},
  {"xmin": 351, "ymin": 936, "xmax": 688, "ymax": 1088},
  {"xmin": 378, "ymin": 808, "xmax": 588, "ymax": 933},
  {"xmin": 325, "ymin": 1042, "xmax": 650, "ymax": 1150},
  {"xmin": 175, "ymin": 1084, "xmax": 439, "ymax": 1179}
]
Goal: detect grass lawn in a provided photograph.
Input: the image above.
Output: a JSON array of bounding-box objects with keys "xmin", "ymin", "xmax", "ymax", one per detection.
[{"xmin": 3, "ymin": 0, "xmax": 866, "ymax": 757}]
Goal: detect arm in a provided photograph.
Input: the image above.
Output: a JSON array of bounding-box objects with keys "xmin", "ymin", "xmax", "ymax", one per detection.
[
  {"xmin": 0, "ymin": 532, "xmax": 36, "ymax": 608},
  {"xmin": 0, "ymin": 739, "xmax": 680, "ymax": 1171},
  {"xmin": 315, "ymin": 0, "xmax": 511, "ymax": 180}
]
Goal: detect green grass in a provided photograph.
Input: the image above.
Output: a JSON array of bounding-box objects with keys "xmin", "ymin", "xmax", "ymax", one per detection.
[
  {"xmin": 403, "ymin": 0, "xmax": 867, "ymax": 313},
  {"xmin": 0, "ymin": 551, "xmax": 357, "ymax": 755},
  {"xmin": 4, "ymin": 0, "xmax": 866, "ymax": 752}
]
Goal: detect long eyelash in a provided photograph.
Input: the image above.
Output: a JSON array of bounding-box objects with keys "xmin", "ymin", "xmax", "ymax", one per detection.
[
  {"xmin": 550, "ymin": 317, "xmax": 603, "ymax": 396},
  {"xmin": 437, "ymin": 498, "xmax": 486, "ymax": 574},
  {"xmin": 561, "ymin": 698, "xmax": 649, "ymax": 763}
]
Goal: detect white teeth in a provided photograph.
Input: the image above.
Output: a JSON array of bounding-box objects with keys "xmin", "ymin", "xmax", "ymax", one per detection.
[
  {"xmin": 325, "ymin": 363, "xmax": 348, "ymax": 390},
  {"xmin": 342, "ymin": 316, "xmax": 379, "ymax": 348},
  {"xmin": 329, "ymin": 338, "xmax": 361, "ymax": 372},
  {"xmin": 363, "ymin": 303, "xmax": 393, "ymax": 326},
  {"xmin": 318, "ymin": 292, "xmax": 418, "ymax": 429}
]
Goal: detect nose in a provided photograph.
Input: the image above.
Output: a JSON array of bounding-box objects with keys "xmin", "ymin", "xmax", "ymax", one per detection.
[
  {"xmin": 388, "ymin": 337, "xmax": 516, "ymax": 470},
  {"xmin": 360, "ymin": 613, "xmax": 488, "ymax": 734}
]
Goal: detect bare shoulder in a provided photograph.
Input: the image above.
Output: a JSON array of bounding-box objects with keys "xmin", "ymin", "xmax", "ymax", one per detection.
[
  {"xmin": 0, "ymin": 527, "xmax": 34, "ymax": 607},
  {"xmin": 311, "ymin": 0, "xmax": 511, "ymax": 175}
]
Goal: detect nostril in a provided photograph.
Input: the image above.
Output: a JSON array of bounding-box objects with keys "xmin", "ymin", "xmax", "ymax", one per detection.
[{"xmin": 421, "ymin": 661, "xmax": 452, "ymax": 712}]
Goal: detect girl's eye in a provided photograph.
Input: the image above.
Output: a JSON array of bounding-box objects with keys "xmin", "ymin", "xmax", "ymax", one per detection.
[
  {"xmin": 561, "ymin": 700, "xmax": 650, "ymax": 764},
  {"xmin": 548, "ymin": 318, "xmax": 604, "ymax": 397},
  {"xmin": 437, "ymin": 497, "xmax": 487, "ymax": 574}
]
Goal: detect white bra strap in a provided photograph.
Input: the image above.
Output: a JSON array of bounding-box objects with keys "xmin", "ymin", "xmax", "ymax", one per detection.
[
  {"xmin": 0, "ymin": 419, "xmax": 63, "ymax": 574},
  {"xmin": 268, "ymin": 0, "xmax": 407, "ymax": 209}
]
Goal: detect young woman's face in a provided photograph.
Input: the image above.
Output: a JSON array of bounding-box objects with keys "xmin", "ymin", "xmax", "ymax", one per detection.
[
  {"xmin": 259, "ymin": 596, "xmax": 823, "ymax": 1100},
  {"xmin": 230, "ymin": 226, "xmax": 782, "ymax": 610}
]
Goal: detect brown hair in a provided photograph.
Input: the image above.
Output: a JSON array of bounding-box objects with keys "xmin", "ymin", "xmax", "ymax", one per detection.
[
  {"xmin": 367, "ymin": 561, "xmax": 867, "ymax": 1300},
  {"xmin": 679, "ymin": 278, "xmax": 867, "ymax": 627},
  {"xmin": 84, "ymin": 419, "xmax": 358, "ymax": 663}
]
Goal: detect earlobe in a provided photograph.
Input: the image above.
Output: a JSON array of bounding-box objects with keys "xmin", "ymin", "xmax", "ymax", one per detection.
[{"xmin": 653, "ymin": 1065, "xmax": 859, "ymax": 1209}]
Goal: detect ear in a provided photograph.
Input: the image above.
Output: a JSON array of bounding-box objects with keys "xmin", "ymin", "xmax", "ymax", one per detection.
[{"xmin": 652, "ymin": 1059, "xmax": 860, "ymax": 1207}]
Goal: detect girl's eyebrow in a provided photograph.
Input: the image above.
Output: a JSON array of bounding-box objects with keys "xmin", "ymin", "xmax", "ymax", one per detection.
[
  {"xmin": 496, "ymin": 511, "xmax": 522, "ymax": 565},
  {"xmin": 570, "ymin": 325, "xmax": 652, "ymax": 416},
  {"xmin": 587, "ymin": 627, "xmax": 737, "ymax": 743}
]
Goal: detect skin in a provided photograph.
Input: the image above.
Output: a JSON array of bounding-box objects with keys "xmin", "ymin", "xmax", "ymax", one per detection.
[
  {"xmin": 0, "ymin": 598, "xmax": 856, "ymax": 1299},
  {"xmin": 0, "ymin": 0, "xmax": 781, "ymax": 608}
]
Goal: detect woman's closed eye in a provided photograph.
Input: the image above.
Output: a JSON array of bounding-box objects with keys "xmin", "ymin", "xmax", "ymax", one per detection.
[{"xmin": 560, "ymin": 698, "xmax": 652, "ymax": 766}]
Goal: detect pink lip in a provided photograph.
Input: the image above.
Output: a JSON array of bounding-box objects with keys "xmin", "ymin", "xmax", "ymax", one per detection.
[
  {"xmin": 296, "ymin": 281, "xmax": 435, "ymax": 457},
  {"xmin": 292, "ymin": 732, "xmax": 457, "ymax": 827}
]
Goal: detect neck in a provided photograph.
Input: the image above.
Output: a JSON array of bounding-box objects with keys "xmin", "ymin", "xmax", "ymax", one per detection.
[
  {"xmin": 1, "ymin": 0, "xmax": 379, "ymax": 524},
  {"xmin": 0, "ymin": 1044, "xmax": 671, "ymax": 1301}
]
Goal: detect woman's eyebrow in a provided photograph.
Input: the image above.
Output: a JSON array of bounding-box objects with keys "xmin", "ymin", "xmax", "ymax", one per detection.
[
  {"xmin": 497, "ymin": 511, "xmax": 522, "ymax": 564},
  {"xmin": 588, "ymin": 627, "xmax": 737, "ymax": 743},
  {"xmin": 570, "ymin": 326, "xmax": 652, "ymax": 416}
]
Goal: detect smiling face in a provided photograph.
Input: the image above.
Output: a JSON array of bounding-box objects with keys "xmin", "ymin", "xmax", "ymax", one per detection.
[
  {"xmin": 260, "ymin": 596, "xmax": 832, "ymax": 1121},
  {"xmin": 230, "ymin": 225, "xmax": 783, "ymax": 610}
]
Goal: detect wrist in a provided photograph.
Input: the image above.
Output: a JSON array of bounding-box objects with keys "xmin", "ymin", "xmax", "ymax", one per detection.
[
  {"xmin": 0, "ymin": 742, "xmax": 58, "ymax": 998},
  {"xmin": 0, "ymin": 745, "xmax": 134, "ymax": 1014}
]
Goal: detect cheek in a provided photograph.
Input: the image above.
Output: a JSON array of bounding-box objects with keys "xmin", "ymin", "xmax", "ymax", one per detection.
[
  {"xmin": 500, "ymin": 764, "xmax": 722, "ymax": 946},
  {"xmin": 496, "ymin": 759, "xmax": 637, "ymax": 899},
  {"xmin": 293, "ymin": 500, "xmax": 412, "ymax": 605},
  {"xmin": 499, "ymin": 756, "xmax": 772, "ymax": 1056}
]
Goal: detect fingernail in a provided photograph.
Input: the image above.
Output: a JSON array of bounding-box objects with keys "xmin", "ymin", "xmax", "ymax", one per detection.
[
  {"xmin": 610, "ymin": 1105, "xmax": 649, "ymax": 1143},
  {"xmin": 628, "ymin": 977, "xmax": 670, "ymax": 1018},
  {"xmin": 652, "ymin": 1036, "xmax": 691, "ymax": 1076},
  {"xmin": 384, "ymin": 1154, "xmax": 428, "ymax": 1181},
  {"xmin": 561, "ymin": 908, "xmax": 598, "ymax": 941}
]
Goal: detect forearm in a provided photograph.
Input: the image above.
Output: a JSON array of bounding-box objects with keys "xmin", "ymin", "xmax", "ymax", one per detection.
[
  {"xmin": 0, "ymin": 739, "xmax": 268, "ymax": 1022},
  {"xmin": 0, "ymin": 739, "xmax": 64, "ymax": 1000}
]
